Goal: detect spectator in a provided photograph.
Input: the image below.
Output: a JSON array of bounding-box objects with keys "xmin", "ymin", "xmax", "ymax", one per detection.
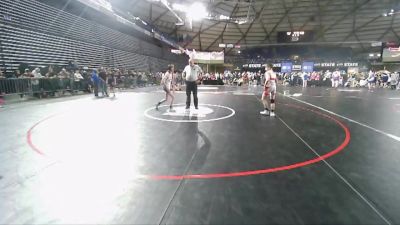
[
  {"xmin": 91, "ymin": 69, "xmax": 99, "ymax": 97},
  {"xmin": 31, "ymin": 68, "xmax": 43, "ymax": 96},
  {"xmin": 302, "ymin": 72, "xmax": 308, "ymax": 88},
  {"xmin": 46, "ymin": 65, "xmax": 55, "ymax": 77},
  {"xmin": 382, "ymin": 72, "xmax": 389, "ymax": 88},
  {"xmin": 98, "ymin": 68, "xmax": 108, "ymax": 97},
  {"xmin": 58, "ymin": 68, "xmax": 69, "ymax": 78},
  {"xmin": 367, "ymin": 70, "xmax": 375, "ymax": 91},
  {"xmin": 390, "ymin": 72, "xmax": 399, "ymax": 90},
  {"xmin": 0, "ymin": 69, "xmax": 4, "ymax": 107},
  {"xmin": 81, "ymin": 68, "xmax": 92, "ymax": 93},
  {"xmin": 22, "ymin": 68, "xmax": 32, "ymax": 78},
  {"xmin": 332, "ymin": 69, "xmax": 340, "ymax": 88},
  {"xmin": 14, "ymin": 70, "xmax": 21, "ymax": 78},
  {"xmin": 74, "ymin": 70, "xmax": 84, "ymax": 91},
  {"xmin": 32, "ymin": 68, "xmax": 42, "ymax": 79}
]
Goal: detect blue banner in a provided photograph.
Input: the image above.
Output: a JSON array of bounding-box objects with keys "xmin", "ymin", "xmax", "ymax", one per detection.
[
  {"xmin": 281, "ymin": 62, "xmax": 293, "ymax": 73},
  {"xmin": 302, "ymin": 62, "xmax": 314, "ymax": 72}
]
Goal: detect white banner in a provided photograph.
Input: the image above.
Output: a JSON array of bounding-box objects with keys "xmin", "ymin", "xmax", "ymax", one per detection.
[
  {"xmin": 191, "ymin": 51, "xmax": 224, "ymax": 64},
  {"xmin": 210, "ymin": 51, "xmax": 224, "ymax": 61}
]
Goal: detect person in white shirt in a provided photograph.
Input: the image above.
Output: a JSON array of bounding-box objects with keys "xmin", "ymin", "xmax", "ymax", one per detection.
[
  {"xmin": 332, "ymin": 70, "xmax": 340, "ymax": 88},
  {"xmin": 32, "ymin": 68, "xmax": 42, "ymax": 78},
  {"xmin": 74, "ymin": 70, "xmax": 84, "ymax": 81},
  {"xmin": 156, "ymin": 64, "xmax": 175, "ymax": 111},
  {"xmin": 367, "ymin": 70, "xmax": 375, "ymax": 91},
  {"xmin": 260, "ymin": 64, "xmax": 277, "ymax": 117},
  {"xmin": 31, "ymin": 68, "xmax": 43, "ymax": 97},
  {"xmin": 73, "ymin": 70, "xmax": 84, "ymax": 91},
  {"xmin": 302, "ymin": 72, "xmax": 308, "ymax": 88},
  {"xmin": 31, "ymin": 68, "xmax": 42, "ymax": 85},
  {"xmin": 182, "ymin": 58, "xmax": 202, "ymax": 110}
]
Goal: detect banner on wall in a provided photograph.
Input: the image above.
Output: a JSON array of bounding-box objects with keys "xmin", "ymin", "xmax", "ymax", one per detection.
[
  {"xmin": 193, "ymin": 51, "xmax": 224, "ymax": 64},
  {"xmin": 383, "ymin": 48, "xmax": 400, "ymax": 62},
  {"xmin": 302, "ymin": 61, "xmax": 314, "ymax": 72},
  {"xmin": 314, "ymin": 62, "xmax": 358, "ymax": 68},
  {"xmin": 292, "ymin": 64, "xmax": 302, "ymax": 71},
  {"xmin": 281, "ymin": 62, "xmax": 293, "ymax": 73},
  {"xmin": 241, "ymin": 61, "xmax": 359, "ymax": 70}
]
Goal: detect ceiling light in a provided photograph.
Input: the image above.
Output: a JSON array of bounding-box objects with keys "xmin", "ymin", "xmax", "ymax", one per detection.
[
  {"xmin": 219, "ymin": 15, "xmax": 230, "ymax": 20},
  {"xmin": 236, "ymin": 19, "xmax": 247, "ymax": 25},
  {"xmin": 188, "ymin": 2, "xmax": 208, "ymax": 21}
]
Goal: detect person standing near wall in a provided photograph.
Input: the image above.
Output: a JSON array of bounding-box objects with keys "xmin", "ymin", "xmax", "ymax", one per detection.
[
  {"xmin": 367, "ymin": 70, "xmax": 375, "ymax": 91},
  {"xmin": 390, "ymin": 72, "xmax": 399, "ymax": 90},
  {"xmin": 302, "ymin": 71, "xmax": 308, "ymax": 88},
  {"xmin": 98, "ymin": 68, "xmax": 108, "ymax": 97},
  {"xmin": 91, "ymin": 69, "xmax": 99, "ymax": 97},
  {"xmin": 332, "ymin": 69, "xmax": 340, "ymax": 88},
  {"xmin": 182, "ymin": 58, "xmax": 203, "ymax": 110}
]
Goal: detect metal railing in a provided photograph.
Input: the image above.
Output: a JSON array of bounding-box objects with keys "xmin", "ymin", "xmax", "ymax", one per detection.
[
  {"xmin": 0, "ymin": 76, "xmax": 162, "ymax": 98},
  {"xmin": 0, "ymin": 78, "xmax": 85, "ymax": 96}
]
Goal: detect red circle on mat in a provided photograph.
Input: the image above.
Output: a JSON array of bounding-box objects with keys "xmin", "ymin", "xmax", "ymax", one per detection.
[{"xmin": 27, "ymin": 104, "xmax": 351, "ymax": 180}]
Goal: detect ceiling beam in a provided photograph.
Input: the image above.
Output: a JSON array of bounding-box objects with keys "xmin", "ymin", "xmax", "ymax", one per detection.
[
  {"xmin": 149, "ymin": 3, "xmax": 153, "ymax": 21},
  {"xmin": 199, "ymin": 22, "xmax": 203, "ymax": 50},
  {"xmin": 315, "ymin": 0, "xmax": 371, "ymax": 41},
  {"xmin": 354, "ymin": 33, "xmax": 366, "ymax": 51},
  {"xmin": 205, "ymin": 3, "xmax": 240, "ymax": 51},
  {"xmin": 281, "ymin": 0, "xmax": 293, "ymax": 31},
  {"xmin": 252, "ymin": 1, "xmax": 271, "ymax": 43},
  {"xmin": 339, "ymin": 15, "xmax": 382, "ymax": 45},
  {"xmin": 391, "ymin": 28, "xmax": 400, "ymax": 40},
  {"xmin": 226, "ymin": 1, "xmax": 267, "ymax": 54},
  {"xmin": 315, "ymin": 0, "xmax": 325, "ymax": 41},
  {"xmin": 167, "ymin": 1, "xmax": 224, "ymax": 41},
  {"xmin": 183, "ymin": 22, "xmax": 223, "ymax": 48},
  {"xmin": 262, "ymin": 0, "xmax": 301, "ymax": 42},
  {"xmin": 352, "ymin": 0, "xmax": 365, "ymax": 50},
  {"xmin": 235, "ymin": 24, "xmax": 248, "ymax": 46},
  {"xmin": 377, "ymin": 13, "xmax": 396, "ymax": 41},
  {"xmin": 152, "ymin": 9, "xmax": 170, "ymax": 23},
  {"xmin": 130, "ymin": 0, "xmax": 141, "ymax": 9},
  {"xmin": 299, "ymin": 0, "xmax": 335, "ymax": 32}
]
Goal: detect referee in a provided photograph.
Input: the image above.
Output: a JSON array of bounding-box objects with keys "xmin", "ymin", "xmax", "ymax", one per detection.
[{"xmin": 183, "ymin": 58, "xmax": 203, "ymax": 110}]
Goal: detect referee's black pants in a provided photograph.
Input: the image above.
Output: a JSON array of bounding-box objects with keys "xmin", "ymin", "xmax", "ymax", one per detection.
[{"xmin": 186, "ymin": 81, "xmax": 198, "ymax": 109}]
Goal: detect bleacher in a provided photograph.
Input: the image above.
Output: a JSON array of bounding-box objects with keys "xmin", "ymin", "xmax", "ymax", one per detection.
[{"xmin": 0, "ymin": 0, "xmax": 186, "ymax": 73}]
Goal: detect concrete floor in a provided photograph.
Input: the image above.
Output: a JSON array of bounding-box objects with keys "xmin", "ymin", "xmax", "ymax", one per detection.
[{"xmin": 0, "ymin": 85, "xmax": 399, "ymax": 224}]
